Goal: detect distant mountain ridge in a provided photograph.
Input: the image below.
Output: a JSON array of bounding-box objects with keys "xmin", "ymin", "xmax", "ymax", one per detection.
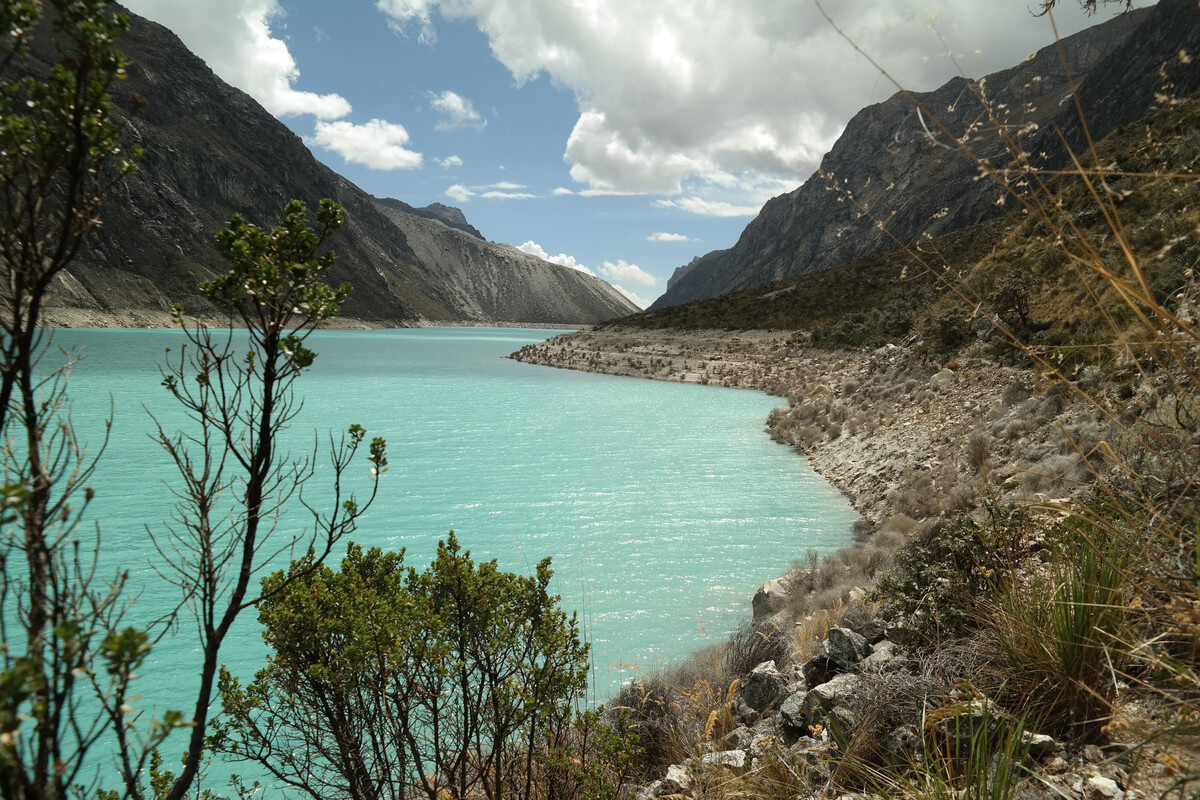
[
  {"xmin": 652, "ymin": 1, "xmax": 1198, "ymax": 310},
  {"xmin": 29, "ymin": 6, "xmax": 636, "ymax": 325}
]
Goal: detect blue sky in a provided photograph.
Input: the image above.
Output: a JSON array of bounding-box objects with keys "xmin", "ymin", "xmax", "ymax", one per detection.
[{"xmin": 121, "ymin": 0, "xmax": 1133, "ymax": 307}]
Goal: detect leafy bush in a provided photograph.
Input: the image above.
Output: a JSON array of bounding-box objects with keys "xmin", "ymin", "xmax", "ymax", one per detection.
[
  {"xmin": 215, "ymin": 535, "xmax": 603, "ymax": 800},
  {"xmin": 875, "ymin": 505, "xmax": 1031, "ymax": 647}
]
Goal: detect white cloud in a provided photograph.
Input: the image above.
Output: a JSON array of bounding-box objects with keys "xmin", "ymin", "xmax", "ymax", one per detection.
[
  {"xmin": 552, "ymin": 187, "xmax": 575, "ymax": 196},
  {"xmin": 612, "ymin": 285, "xmax": 651, "ymax": 310},
  {"xmin": 491, "ymin": 181, "xmax": 527, "ymax": 190},
  {"xmin": 438, "ymin": 155, "xmax": 464, "ymax": 168},
  {"xmin": 516, "ymin": 242, "xmax": 654, "ymax": 306},
  {"xmin": 375, "ymin": 0, "xmax": 1128, "ymax": 198},
  {"xmin": 599, "ymin": 260, "xmax": 656, "ymax": 288},
  {"xmin": 648, "ymin": 232, "xmax": 690, "ymax": 242},
  {"xmin": 431, "ymin": 90, "xmax": 486, "ymax": 131},
  {"xmin": 445, "ymin": 184, "xmax": 475, "ymax": 202},
  {"xmin": 123, "ymin": 0, "xmax": 351, "ymax": 120},
  {"xmin": 480, "ymin": 190, "xmax": 535, "ymax": 200},
  {"xmin": 655, "ymin": 198, "xmax": 760, "ymax": 218},
  {"xmin": 311, "ymin": 119, "xmax": 423, "ymax": 169},
  {"xmin": 516, "ymin": 241, "xmax": 596, "ymax": 276}
]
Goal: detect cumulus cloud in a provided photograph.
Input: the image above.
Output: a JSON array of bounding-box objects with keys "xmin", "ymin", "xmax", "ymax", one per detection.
[
  {"xmin": 517, "ymin": 242, "xmax": 654, "ymax": 306},
  {"xmin": 648, "ymin": 232, "xmax": 690, "ymax": 242},
  {"xmin": 612, "ymin": 285, "xmax": 651, "ymax": 309},
  {"xmin": 599, "ymin": 260, "xmax": 656, "ymax": 288},
  {"xmin": 376, "ymin": 0, "xmax": 1120, "ymax": 198},
  {"xmin": 480, "ymin": 190, "xmax": 535, "ymax": 200},
  {"xmin": 311, "ymin": 119, "xmax": 423, "ymax": 169},
  {"xmin": 655, "ymin": 197, "xmax": 760, "ymax": 218},
  {"xmin": 445, "ymin": 184, "xmax": 475, "ymax": 202},
  {"xmin": 491, "ymin": 181, "xmax": 527, "ymax": 190},
  {"xmin": 516, "ymin": 241, "xmax": 596, "ymax": 276},
  {"xmin": 123, "ymin": 0, "xmax": 351, "ymax": 120},
  {"xmin": 431, "ymin": 90, "xmax": 486, "ymax": 131},
  {"xmin": 439, "ymin": 155, "xmax": 464, "ymax": 168},
  {"xmin": 552, "ymin": 187, "xmax": 574, "ymax": 196}
]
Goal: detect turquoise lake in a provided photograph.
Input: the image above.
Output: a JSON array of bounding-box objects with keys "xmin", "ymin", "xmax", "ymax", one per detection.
[{"xmin": 37, "ymin": 326, "xmax": 857, "ymax": 710}]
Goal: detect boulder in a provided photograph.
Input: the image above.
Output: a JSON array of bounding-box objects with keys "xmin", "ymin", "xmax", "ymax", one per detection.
[
  {"xmin": 634, "ymin": 780, "xmax": 664, "ymax": 800},
  {"xmin": 701, "ymin": 750, "xmax": 748, "ymax": 770},
  {"xmin": 779, "ymin": 689, "xmax": 809, "ymax": 731},
  {"xmin": 861, "ymin": 640, "xmax": 898, "ymax": 672},
  {"xmin": 662, "ymin": 763, "xmax": 693, "ymax": 794},
  {"xmin": 719, "ymin": 726, "xmax": 755, "ymax": 753},
  {"xmin": 752, "ymin": 577, "xmax": 791, "ymax": 619},
  {"xmin": 742, "ymin": 660, "xmax": 788, "ymax": 712},
  {"xmin": 886, "ymin": 724, "xmax": 919, "ymax": 757},
  {"xmin": 1020, "ymin": 731, "xmax": 1061, "ymax": 761},
  {"xmin": 802, "ymin": 673, "xmax": 862, "ymax": 722},
  {"xmin": 800, "ymin": 656, "xmax": 835, "ymax": 687},
  {"xmin": 1083, "ymin": 775, "xmax": 1124, "ymax": 800},
  {"xmin": 819, "ymin": 628, "xmax": 872, "ymax": 671}
]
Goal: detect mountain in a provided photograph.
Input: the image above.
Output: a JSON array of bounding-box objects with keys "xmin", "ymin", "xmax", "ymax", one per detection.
[
  {"xmin": 372, "ymin": 197, "xmax": 486, "ymax": 241},
  {"xmin": 30, "ymin": 7, "xmax": 636, "ymax": 325},
  {"xmin": 651, "ymin": 1, "xmax": 1198, "ymax": 310}
]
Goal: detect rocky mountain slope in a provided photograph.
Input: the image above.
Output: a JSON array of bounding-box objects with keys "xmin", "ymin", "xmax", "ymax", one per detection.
[
  {"xmin": 31, "ymin": 7, "xmax": 635, "ymax": 325},
  {"xmin": 651, "ymin": 0, "xmax": 1198, "ymax": 310}
]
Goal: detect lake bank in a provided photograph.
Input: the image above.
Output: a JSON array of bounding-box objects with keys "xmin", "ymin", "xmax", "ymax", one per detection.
[{"xmin": 511, "ymin": 326, "xmax": 1101, "ymax": 581}]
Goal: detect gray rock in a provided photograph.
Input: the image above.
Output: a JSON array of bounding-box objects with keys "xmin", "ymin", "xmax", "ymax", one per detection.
[
  {"xmin": 1020, "ymin": 731, "xmax": 1060, "ymax": 761},
  {"xmin": 861, "ymin": 640, "xmax": 898, "ymax": 672},
  {"xmin": 1084, "ymin": 775, "xmax": 1124, "ymax": 800},
  {"xmin": 820, "ymin": 628, "xmax": 873, "ymax": 671},
  {"xmin": 827, "ymin": 706, "xmax": 860, "ymax": 736},
  {"xmin": 802, "ymin": 673, "xmax": 862, "ymax": 722},
  {"xmin": 701, "ymin": 749, "xmax": 748, "ymax": 770},
  {"xmin": 742, "ymin": 660, "xmax": 787, "ymax": 712},
  {"xmin": 779, "ymin": 689, "xmax": 809, "ymax": 731},
  {"xmin": 750, "ymin": 729, "xmax": 784, "ymax": 759},
  {"xmin": 927, "ymin": 695, "xmax": 1010, "ymax": 755},
  {"xmin": 720, "ymin": 726, "xmax": 755, "ymax": 752},
  {"xmin": 800, "ymin": 656, "xmax": 835, "ymax": 686},
  {"xmin": 1012, "ymin": 776, "xmax": 1063, "ymax": 800},
  {"xmin": 634, "ymin": 780, "xmax": 664, "ymax": 800},
  {"xmin": 752, "ymin": 577, "xmax": 791, "ymax": 619},
  {"xmin": 887, "ymin": 724, "xmax": 919, "ymax": 757},
  {"xmin": 662, "ymin": 763, "xmax": 693, "ymax": 793}
]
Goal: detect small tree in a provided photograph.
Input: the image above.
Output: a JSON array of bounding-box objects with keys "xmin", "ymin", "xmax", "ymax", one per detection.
[
  {"xmin": 0, "ymin": 3, "xmax": 165, "ymax": 799},
  {"xmin": 153, "ymin": 199, "xmax": 386, "ymax": 800},
  {"xmin": 215, "ymin": 534, "xmax": 591, "ymax": 800}
]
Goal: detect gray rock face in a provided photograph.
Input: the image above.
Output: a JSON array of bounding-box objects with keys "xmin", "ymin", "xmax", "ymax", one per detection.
[
  {"xmin": 742, "ymin": 660, "xmax": 787, "ymax": 712},
  {"xmin": 801, "ymin": 673, "xmax": 862, "ymax": 723},
  {"xmin": 751, "ymin": 576, "xmax": 791, "ymax": 619},
  {"xmin": 662, "ymin": 764, "xmax": 693, "ymax": 793},
  {"xmin": 819, "ymin": 628, "xmax": 872, "ymax": 671},
  {"xmin": 373, "ymin": 205, "xmax": 637, "ymax": 324},
  {"xmin": 651, "ymin": 3, "xmax": 1198, "ymax": 311},
  {"xmin": 779, "ymin": 690, "xmax": 809, "ymax": 731},
  {"xmin": 700, "ymin": 750, "xmax": 747, "ymax": 770},
  {"xmin": 25, "ymin": 10, "xmax": 636, "ymax": 325}
]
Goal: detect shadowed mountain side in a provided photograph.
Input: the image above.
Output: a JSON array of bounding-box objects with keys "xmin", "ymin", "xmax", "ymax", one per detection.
[
  {"xmin": 650, "ymin": 2, "xmax": 1193, "ymax": 310},
  {"xmin": 30, "ymin": 6, "xmax": 633, "ymax": 325}
]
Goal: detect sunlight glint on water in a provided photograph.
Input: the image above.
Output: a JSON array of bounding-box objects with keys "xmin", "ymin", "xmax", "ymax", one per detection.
[{"xmin": 41, "ymin": 326, "xmax": 856, "ymax": 709}]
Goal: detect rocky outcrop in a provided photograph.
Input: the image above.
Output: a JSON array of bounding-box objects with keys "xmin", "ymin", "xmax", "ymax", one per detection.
[
  {"xmin": 18, "ymin": 7, "xmax": 635, "ymax": 325},
  {"xmin": 371, "ymin": 197, "xmax": 486, "ymax": 241},
  {"xmin": 652, "ymin": 2, "xmax": 1199, "ymax": 310},
  {"xmin": 373, "ymin": 203, "xmax": 635, "ymax": 324}
]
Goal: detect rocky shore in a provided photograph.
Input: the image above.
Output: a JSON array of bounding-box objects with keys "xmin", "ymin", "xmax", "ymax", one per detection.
[
  {"xmin": 511, "ymin": 326, "xmax": 1165, "ymax": 799},
  {"xmin": 511, "ymin": 327, "xmax": 1098, "ymax": 528}
]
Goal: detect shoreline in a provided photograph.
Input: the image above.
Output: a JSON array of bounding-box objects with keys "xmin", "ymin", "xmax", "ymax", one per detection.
[
  {"xmin": 40, "ymin": 306, "xmax": 590, "ymax": 331},
  {"xmin": 511, "ymin": 326, "xmax": 1090, "ymax": 530}
]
